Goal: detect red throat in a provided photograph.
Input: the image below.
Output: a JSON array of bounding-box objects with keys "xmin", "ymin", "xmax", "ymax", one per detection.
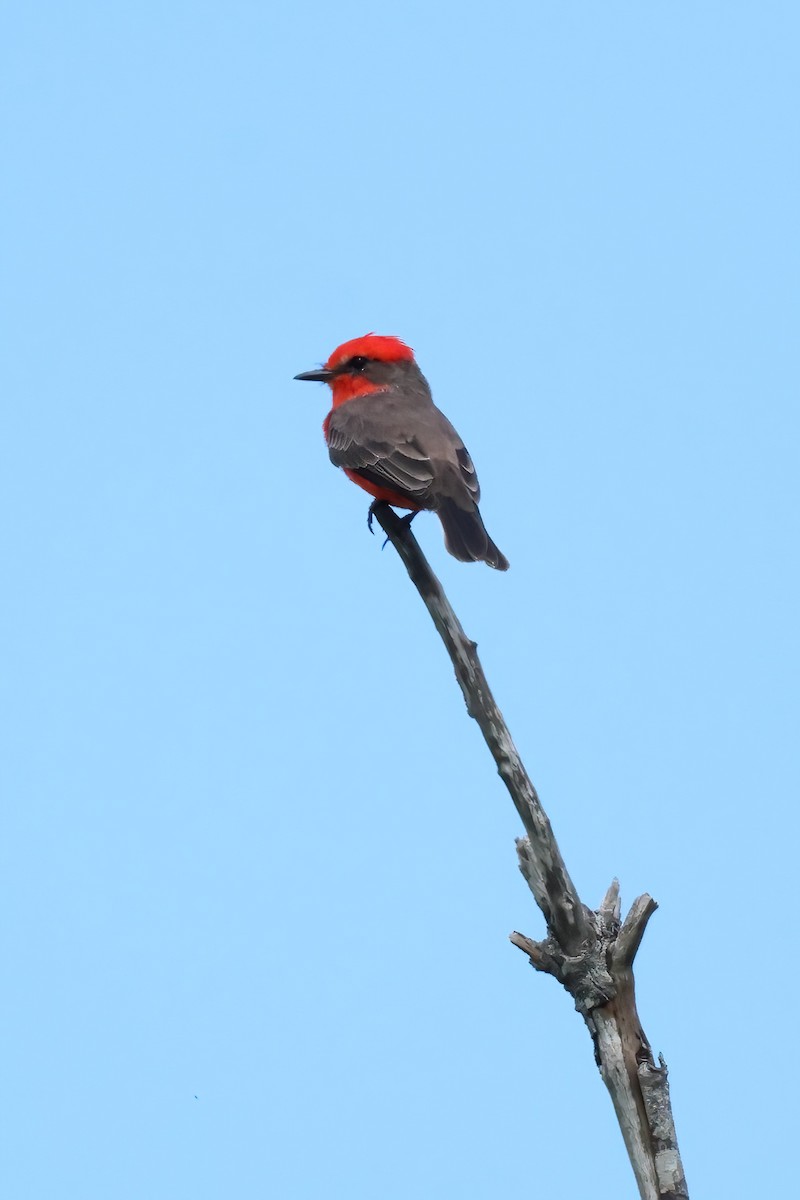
[{"xmin": 328, "ymin": 374, "xmax": 385, "ymax": 407}]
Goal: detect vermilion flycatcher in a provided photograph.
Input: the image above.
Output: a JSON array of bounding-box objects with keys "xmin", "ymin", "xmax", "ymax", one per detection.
[{"xmin": 295, "ymin": 334, "xmax": 509, "ymax": 570}]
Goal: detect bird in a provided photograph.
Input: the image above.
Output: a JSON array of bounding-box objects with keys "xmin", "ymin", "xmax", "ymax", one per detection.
[{"xmin": 294, "ymin": 334, "xmax": 509, "ymax": 570}]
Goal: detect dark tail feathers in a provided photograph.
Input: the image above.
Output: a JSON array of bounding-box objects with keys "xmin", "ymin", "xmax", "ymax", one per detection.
[{"xmin": 436, "ymin": 498, "xmax": 510, "ymax": 571}]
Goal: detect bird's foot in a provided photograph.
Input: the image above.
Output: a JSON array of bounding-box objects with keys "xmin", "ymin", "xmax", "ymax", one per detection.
[
  {"xmin": 382, "ymin": 510, "xmax": 417, "ymax": 550},
  {"xmin": 368, "ymin": 502, "xmax": 418, "ymax": 546}
]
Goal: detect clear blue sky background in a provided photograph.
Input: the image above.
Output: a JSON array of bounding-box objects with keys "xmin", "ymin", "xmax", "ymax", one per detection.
[{"xmin": 2, "ymin": 4, "xmax": 797, "ymax": 1197}]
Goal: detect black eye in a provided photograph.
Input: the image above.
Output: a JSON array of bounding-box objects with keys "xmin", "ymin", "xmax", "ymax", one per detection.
[{"xmin": 348, "ymin": 356, "xmax": 369, "ymax": 371}]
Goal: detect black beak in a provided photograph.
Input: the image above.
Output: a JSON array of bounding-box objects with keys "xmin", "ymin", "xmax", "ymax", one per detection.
[{"xmin": 294, "ymin": 367, "xmax": 334, "ymax": 382}]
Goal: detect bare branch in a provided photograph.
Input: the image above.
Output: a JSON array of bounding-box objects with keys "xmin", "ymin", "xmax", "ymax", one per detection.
[
  {"xmin": 640, "ymin": 1057, "xmax": 689, "ymax": 1199},
  {"xmin": 372, "ymin": 503, "xmax": 689, "ymax": 1199},
  {"xmin": 616, "ymin": 894, "xmax": 659, "ymax": 970},
  {"xmin": 374, "ymin": 503, "xmax": 588, "ymax": 954},
  {"xmin": 599, "ymin": 878, "xmax": 621, "ymax": 922}
]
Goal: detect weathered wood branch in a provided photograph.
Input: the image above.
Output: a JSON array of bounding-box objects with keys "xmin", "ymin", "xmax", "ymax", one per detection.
[{"xmin": 373, "ymin": 502, "xmax": 689, "ymax": 1200}]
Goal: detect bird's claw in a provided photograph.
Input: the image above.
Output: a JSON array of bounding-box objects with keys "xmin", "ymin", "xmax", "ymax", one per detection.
[
  {"xmin": 367, "ymin": 503, "xmax": 418, "ymax": 548},
  {"xmin": 381, "ymin": 510, "xmax": 417, "ymax": 549}
]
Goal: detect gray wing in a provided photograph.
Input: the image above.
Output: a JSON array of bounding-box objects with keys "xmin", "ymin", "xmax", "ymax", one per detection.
[
  {"xmin": 326, "ymin": 393, "xmax": 481, "ymax": 506},
  {"xmin": 326, "ymin": 397, "xmax": 436, "ymax": 501},
  {"xmin": 455, "ymin": 446, "xmax": 480, "ymax": 504}
]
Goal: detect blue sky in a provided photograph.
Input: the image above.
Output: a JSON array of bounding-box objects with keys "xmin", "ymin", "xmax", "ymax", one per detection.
[{"xmin": 2, "ymin": 4, "xmax": 797, "ymax": 1196}]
